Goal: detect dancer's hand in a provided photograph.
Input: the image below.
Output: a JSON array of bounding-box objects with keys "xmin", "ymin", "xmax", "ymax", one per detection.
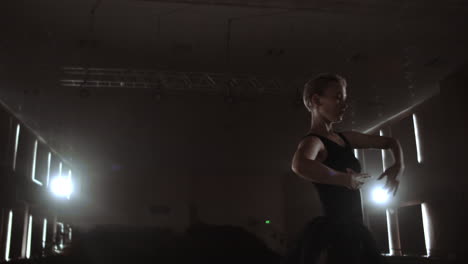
[
  {"xmin": 378, "ymin": 164, "xmax": 403, "ymax": 196},
  {"xmin": 346, "ymin": 168, "xmax": 371, "ymax": 190}
]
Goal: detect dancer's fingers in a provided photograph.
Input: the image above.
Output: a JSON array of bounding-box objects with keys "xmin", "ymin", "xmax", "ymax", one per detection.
[
  {"xmin": 355, "ymin": 179, "xmax": 368, "ymax": 189},
  {"xmin": 377, "ymin": 171, "xmax": 387, "ymax": 180},
  {"xmin": 355, "ymin": 173, "xmax": 370, "ymax": 182},
  {"xmin": 359, "ymin": 173, "xmax": 371, "ymax": 179},
  {"xmin": 392, "ymin": 182, "xmax": 400, "ymax": 196},
  {"xmin": 384, "ymin": 180, "xmax": 390, "ymax": 190},
  {"xmin": 353, "ymin": 183, "xmax": 363, "ymax": 190}
]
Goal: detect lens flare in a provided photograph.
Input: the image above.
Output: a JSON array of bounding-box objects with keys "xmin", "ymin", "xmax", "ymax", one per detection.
[
  {"xmin": 372, "ymin": 186, "xmax": 390, "ymax": 204},
  {"xmin": 50, "ymin": 176, "xmax": 73, "ymax": 198}
]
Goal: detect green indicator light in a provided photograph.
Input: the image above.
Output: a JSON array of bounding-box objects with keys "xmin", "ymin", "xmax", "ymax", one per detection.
[{"xmin": 265, "ymin": 220, "xmax": 271, "ymax": 224}]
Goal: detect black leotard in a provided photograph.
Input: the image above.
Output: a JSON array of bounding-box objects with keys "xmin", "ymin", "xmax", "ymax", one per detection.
[
  {"xmin": 282, "ymin": 132, "xmax": 385, "ymax": 264},
  {"xmin": 304, "ymin": 132, "xmax": 363, "ymax": 222}
]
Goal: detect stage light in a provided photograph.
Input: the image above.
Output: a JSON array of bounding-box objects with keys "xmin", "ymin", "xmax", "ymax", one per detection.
[
  {"xmin": 5, "ymin": 211, "xmax": 12, "ymax": 261},
  {"xmin": 50, "ymin": 176, "xmax": 73, "ymax": 198},
  {"xmin": 372, "ymin": 186, "xmax": 390, "ymax": 204}
]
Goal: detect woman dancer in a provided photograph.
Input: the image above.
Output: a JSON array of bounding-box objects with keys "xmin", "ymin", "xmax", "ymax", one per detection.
[{"xmin": 284, "ymin": 73, "xmax": 404, "ymax": 264}]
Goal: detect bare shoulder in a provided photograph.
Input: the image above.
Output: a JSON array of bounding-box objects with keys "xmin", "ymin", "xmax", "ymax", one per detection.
[{"xmin": 295, "ymin": 135, "xmax": 326, "ymax": 161}]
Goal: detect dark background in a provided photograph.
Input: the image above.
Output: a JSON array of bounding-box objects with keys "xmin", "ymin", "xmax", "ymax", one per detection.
[{"xmin": 0, "ymin": 0, "xmax": 466, "ymax": 259}]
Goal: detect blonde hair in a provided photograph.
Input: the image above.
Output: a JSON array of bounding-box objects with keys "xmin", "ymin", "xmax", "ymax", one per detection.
[{"xmin": 303, "ymin": 73, "xmax": 347, "ymax": 112}]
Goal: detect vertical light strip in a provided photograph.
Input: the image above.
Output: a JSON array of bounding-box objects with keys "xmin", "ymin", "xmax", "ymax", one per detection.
[
  {"xmin": 421, "ymin": 203, "xmax": 432, "ymax": 256},
  {"xmin": 413, "ymin": 114, "xmax": 423, "ymax": 163},
  {"xmin": 354, "ymin": 149, "xmax": 359, "ymax": 160},
  {"xmin": 380, "ymin": 130, "xmax": 387, "ymax": 171},
  {"xmin": 67, "ymin": 170, "xmax": 72, "ymax": 200},
  {"xmin": 46, "ymin": 153, "xmax": 51, "ymax": 187},
  {"xmin": 59, "ymin": 162, "xmax": 62, "ymax": 178},
  {"xmin": 13, "ymin": 124, "xmax": 20, "ymax": 171},
  {"xmin": 5, "ymin": 210, "xmax": 13, "ymax": 261},
  {"xmin": 26, "ymin": 215, "xmax": 32, "ymax": 259},
  {"xmin": 61, "ymin": 224, "xmax": 64, "ymax": 248},
  {"xmin": 68, "ymin": 227, "xmax": 72, "ymax": 242},
  {"xmin": 42, "ymin": 219, "xmax": 47, "ymax": 249},
  {"xmin": 32, "ymin": 140, "xmax": 42, "ymax": 186},
  {"xmin": 57, "ymin": 223, "xmax": 64, "ymax": 249},
  {"xmin": 386, "ymin": 209, "xmax": 393, "ymax": 255},
  {"xmin": 386, "ymin": 208, "xmax": 402, "ymax": 256}
]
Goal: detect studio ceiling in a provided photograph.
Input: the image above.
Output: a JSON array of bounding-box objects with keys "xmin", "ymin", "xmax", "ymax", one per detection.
[{"xmin": 0, "ymin": 0, "xmax": 463, "ymax": 189}]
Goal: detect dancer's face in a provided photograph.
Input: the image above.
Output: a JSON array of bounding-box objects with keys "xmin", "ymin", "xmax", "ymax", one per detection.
[{"xmin": 315, "ymin": 81, "xmax": 348, "ymax": 123}]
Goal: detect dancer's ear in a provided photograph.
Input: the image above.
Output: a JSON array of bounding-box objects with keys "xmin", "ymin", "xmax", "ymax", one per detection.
[{"xmin": 311, "ymin": 94, "xmax": 321, "ymax": 107}]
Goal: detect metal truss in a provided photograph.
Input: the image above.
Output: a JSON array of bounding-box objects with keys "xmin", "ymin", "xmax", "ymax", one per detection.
[{"xmin": 60, "ymin": 67, "xmax": 291, "ymax": 98}]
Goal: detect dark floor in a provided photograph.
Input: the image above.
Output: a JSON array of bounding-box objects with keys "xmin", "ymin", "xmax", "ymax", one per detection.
[{"xmin": 3, "ymin": 224, "xmax": 463, "ymax": 264}]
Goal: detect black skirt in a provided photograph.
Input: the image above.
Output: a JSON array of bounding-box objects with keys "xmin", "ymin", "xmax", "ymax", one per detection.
[{"xmin": 282, "ymin": 216, "xmax": 386, "ymax": 264}]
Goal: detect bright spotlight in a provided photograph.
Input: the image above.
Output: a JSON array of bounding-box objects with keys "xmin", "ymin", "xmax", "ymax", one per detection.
[
  {"xmin": 50, "ymin": 176, "xmax": 73, "ymax": 198},
  {"xmin": 372, "ymin": 186, "xmax": 390, "ymax": 204}
]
